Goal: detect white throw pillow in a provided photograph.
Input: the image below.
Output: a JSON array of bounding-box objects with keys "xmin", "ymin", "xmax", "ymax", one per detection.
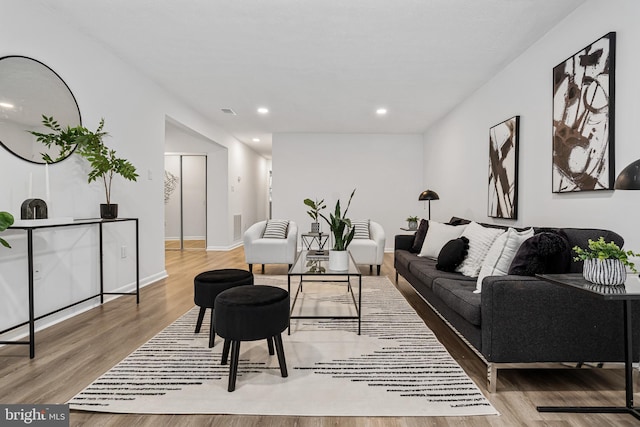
[
  {"xmin": 262, "ymin": 219, "xmax": 289, "ymax": 238},
  {"xmin": 475, "ymin": 227, "xmax": 534, "ymax": 293},
  {"xmin": 352, "ymin": 219, "xmax": 370, "ymax": 239},
  {"xmin": 455, "ymin": 222, "xmax": 505, "ymax": 278},
  {"xmin": 418, "ymin": 221, "xmax": 467, "ymax": 259}
]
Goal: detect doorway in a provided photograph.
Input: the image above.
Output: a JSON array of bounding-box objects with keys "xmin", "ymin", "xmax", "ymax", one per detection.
[{"xmin": 164, "ymin": 154, "xmax": 207, "ymax": 250}]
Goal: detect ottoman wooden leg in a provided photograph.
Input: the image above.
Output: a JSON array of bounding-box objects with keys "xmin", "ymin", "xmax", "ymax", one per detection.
[
  {"xmin": 195, "ymin": 307, "xmax": 206, "ymax": 333},
  {"xmin": 209, "ymin": 309, "xmax": 215, "ymax": 348},
  {"xmin": 221, "ymin": 339, "xmax": 231, "ymax": 365},
  {"xmin": 228, "ymin": 340, "xmax": 241, "ymax": 392},
  {"xmin": 274, "ymin": 334, "xmax": 288, "ymax": 378},
  {"xmin": 267, "ymin": 336, "xmax": 274, "ymax": 355}
]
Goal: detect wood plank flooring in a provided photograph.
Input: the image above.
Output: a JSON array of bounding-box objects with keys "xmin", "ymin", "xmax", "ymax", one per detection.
[{"xmin": 0, "ymin": 248, "xmax": 637, "ymax": 426}]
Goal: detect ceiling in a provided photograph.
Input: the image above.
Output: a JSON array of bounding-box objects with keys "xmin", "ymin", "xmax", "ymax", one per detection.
[{"xmin": 35, "ymin": 0, "xmax": 585, "ymax": 159}]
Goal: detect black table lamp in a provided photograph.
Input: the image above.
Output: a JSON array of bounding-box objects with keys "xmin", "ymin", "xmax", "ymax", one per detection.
[
  {"xmin": 614, "ymin": 159, "xmax": 640, "ymax": 190},
  {"xmin": 418, "ymin": 189, "xmax": 439, "ymax": 220},
  {"xmin": 615, "ymin": 159, "xmax": 640, "ymax": 277}
]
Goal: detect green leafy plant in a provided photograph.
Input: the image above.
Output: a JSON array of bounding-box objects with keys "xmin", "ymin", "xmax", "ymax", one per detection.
[
  {"xmin": 0, "ymin": 211, "xmax": 15, "ymax": 248},
  {"xmin": 30, "ymin": 116, "xmax": 138, "ymax": 206},
  {"xmin": 320, "ymin": 189, "xmax": 356, "ymax": 251},
  {"xmin": 303, "ymin": 198, "xmax": 326, "ymax": 222},
  {"xmin": 573, "ymin": 237, "xmax": 640, "ymax": 273},
  {"xmin": 406, "ymin": 216, "xmax": 418, "ymax": 222}
]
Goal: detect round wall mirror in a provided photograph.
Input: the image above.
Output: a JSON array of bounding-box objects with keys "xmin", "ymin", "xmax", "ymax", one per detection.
[{"xmin": 0, "ymin": 55, "xmax": 81, "ymax": 164}]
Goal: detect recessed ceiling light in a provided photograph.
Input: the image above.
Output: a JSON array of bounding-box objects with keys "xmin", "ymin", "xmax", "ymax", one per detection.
[
  {"xmin": 376, "ymin": 108, "xmax": 387, "ymax": 115},
  {"xmin": 257, "ymin": 107, "xmax": 269, "ymax": 114},
  {"xmin": 252, "ymin": 138, "xmax": 260, "ymax": 142},
  {"xmin": 0, "ymin": 102, "xmax": 14, "ymax": 109}
]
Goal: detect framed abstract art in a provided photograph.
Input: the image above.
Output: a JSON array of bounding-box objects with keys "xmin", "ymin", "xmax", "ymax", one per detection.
[
  {"xmin": 488, "ymin": 115, "xmax": 519, "ymax": 219},
  {"xmin": 552, "ymin": 32, "xmax": 616, "ymax": 193}
]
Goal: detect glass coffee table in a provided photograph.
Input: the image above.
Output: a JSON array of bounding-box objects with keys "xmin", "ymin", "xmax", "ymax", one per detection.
[{"xmin": 287, "ymin": 250, "xmax": 362, "ymax": 334}]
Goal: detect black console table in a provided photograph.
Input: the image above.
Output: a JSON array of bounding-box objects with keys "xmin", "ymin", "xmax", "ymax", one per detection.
[
  {"xmin": 537, "ymin": 273, "xmax": 640, "ymax": 421},
  {"xmin": 1, "ymin": 218, "xmax": 139, "ymax": 358}
]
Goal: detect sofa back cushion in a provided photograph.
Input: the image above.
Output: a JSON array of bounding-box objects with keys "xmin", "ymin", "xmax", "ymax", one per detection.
[{"xmin": 542, "ymin": 228, "xmax": 624, "ymax": 273}]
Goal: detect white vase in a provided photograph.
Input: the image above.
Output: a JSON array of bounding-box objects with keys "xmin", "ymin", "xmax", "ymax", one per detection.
[
  {"xmin": 583, "ymin": 258, "xmax": 627, "ymax": 286},
  {"xmin": 329, "ymin": 250, "xmax": 349, "ymax": 271}
]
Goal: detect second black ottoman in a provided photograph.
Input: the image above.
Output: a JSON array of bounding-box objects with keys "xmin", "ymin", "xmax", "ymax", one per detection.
[
  {"xmin": 193, "ymin": 268, "xmax": 253, "ymax": 348},
  {"xmin": 214, "ymin": 285, "xmax": 290, "ymax": 391}
]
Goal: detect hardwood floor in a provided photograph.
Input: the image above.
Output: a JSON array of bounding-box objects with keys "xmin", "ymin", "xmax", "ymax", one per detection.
[{"xmin": 0, "ymin": 248, "xmax": 637, "ymax": 426}]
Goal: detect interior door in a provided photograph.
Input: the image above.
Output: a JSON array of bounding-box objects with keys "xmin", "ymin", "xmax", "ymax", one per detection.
[{"xmin": 164, "ymin": 154, "xmax": 207, "ymax": 250}]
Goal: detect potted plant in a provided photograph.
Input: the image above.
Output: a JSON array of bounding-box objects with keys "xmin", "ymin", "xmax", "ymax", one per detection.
[
  {"xmin": 303, "ymin": 197, "xmax": 326, "ymax": 233},
  {"xmin": 406, "ymin": 215, "xmax": 419, "ymax": 231},
  {"xmin": 30, "ymin": 116, "xmax": 138, "ymax": 219},
  {"xmin": 0, "ymin": 211, "xmax": 14, "ymax": 248},
  {"xmin": 320, "ymin": 189, "xmax": 356, "ymax": 271},
  {"xmin": 573, "ymin": 237, "xmax": 640, "ymax": 285}
]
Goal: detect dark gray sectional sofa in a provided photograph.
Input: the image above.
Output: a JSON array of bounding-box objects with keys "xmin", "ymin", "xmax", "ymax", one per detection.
[{"xmin": 394, "ymin": 221, "xmax": 640, "ymax": 392}]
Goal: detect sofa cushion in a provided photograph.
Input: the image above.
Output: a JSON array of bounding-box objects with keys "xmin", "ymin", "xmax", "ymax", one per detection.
[
  {"xmin": 456, "ymin": 221, "xmax": 505, "ymax": 278},
  {"xmin": 475, "ymin": 227, "xmax": 534, "ymax": 293},
  {"xmin": 410, "ymin": 258, "xmax": 475, "ymax": 290},
  {"xmin": 436, "ymin": 237, "xmax": 469, "ymax": 272},
  {"xmin": 419, "ymin": 221, "xmax": 467, "ymax": 259},
  {"xmin": 410, "ymin": 219, "xmax": 429, "ymax": 253},
  {"xmin": 432, "ymin": 278, "xmax": 481, "ymax": 326},
  {"xmin": 508, "ymin": 231, "xmax": 572, "ymax": 276}
]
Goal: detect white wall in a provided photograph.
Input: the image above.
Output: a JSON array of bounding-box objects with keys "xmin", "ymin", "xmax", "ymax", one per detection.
[
  {"xmin": 272, "ymin": 133, "xmax": 424, "ymax": 251},
  {"xmin": 0, "ymin": 2, "xmax": 268, "ymax": 342},
  {"xmin": 422, "ymin": 0, "xmax": 640, "ymax": 256}
]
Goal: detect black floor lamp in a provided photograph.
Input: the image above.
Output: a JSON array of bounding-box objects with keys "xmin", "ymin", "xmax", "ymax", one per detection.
[
  {"xmin": 418, "ymin": 189, "xmax": 439, "ymax": 220},
  {"xmin": 615, "ymin": 159, "xmax": 640, "ymax": 277}
]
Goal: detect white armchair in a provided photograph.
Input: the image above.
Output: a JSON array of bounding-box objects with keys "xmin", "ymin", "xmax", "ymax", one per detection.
[
  {"xmin": 243, "ymin": 220, "xmax": 298, "ymax": 273},
  {"xmin": 348, "ymin": 220, "xmax": 386, "ymax": 275}
]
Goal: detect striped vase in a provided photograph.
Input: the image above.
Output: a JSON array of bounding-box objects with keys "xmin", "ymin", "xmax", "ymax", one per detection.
[{"xmin": 583, "ymin": 258, "xmax": 627, "ymax": 286}]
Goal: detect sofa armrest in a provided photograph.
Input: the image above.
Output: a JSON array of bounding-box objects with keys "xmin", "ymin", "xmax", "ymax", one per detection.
[
  {"xmin": 481, "ymin": 275, "xmax": 640, "ymax": 363},
  {"xmin": 394, "ymin": 234, "xmax": 414, "ymax": 252}
]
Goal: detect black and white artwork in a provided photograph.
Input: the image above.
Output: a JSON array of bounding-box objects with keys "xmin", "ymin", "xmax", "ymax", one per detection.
[
  {"xmin": 552, "ymin": 32, "xmax": 616, "ymax": 193},
  {"xmin": 488, "ymin": 116, "xmax": 519, "ymax": 219}
]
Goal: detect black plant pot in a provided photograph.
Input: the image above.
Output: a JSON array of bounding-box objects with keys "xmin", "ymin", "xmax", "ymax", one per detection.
[{"xmin": 100, "ymin": 203, "xmax": 118, "ymax": 219}]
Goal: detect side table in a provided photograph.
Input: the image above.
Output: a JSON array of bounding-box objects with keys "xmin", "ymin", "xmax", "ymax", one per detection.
[
  {"xmin": 537, "ymin": 273, "xmax": 640, "ymax": 421},
  {"xmin": 301, "ymin": 232, "xmax": 329, "ymax": 252}
]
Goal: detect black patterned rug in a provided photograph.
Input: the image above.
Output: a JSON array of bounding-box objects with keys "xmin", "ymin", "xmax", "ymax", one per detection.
[{"xmin": 68, "ymin": 275, "xmax": 498, "ymax": 416}]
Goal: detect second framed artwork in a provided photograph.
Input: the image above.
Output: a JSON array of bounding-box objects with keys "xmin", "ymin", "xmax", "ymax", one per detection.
[{"xmin": 488, "ymin": 115, "xmax": 520, "ymax": 219}]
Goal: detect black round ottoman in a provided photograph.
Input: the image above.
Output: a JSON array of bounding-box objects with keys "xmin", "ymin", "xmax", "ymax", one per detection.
[
  {"xmin": 193, "ymin": 269, "xmax": 253, "ymax": 348},
  {"xmin": 214, "ymin": 285, "xmax": 290, "ymax": 391}
]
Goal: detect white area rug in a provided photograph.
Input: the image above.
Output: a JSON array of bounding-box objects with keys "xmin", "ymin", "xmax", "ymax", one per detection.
[{"xmin": 69, "ymin": 275, "xmax": 497, "ymax": 416}]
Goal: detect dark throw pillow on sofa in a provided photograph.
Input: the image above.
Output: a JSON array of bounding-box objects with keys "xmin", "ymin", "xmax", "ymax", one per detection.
[
  {"xmin": 436, "ymin": 236, "xmax": 470, "ymax": 272},
  {"xmin": 410, "ymin": 219, "xmax": 429, "ymax": 253},
  {"xmin": 508, "ymin": 231, "xmax": 571, "ymax": 276}
]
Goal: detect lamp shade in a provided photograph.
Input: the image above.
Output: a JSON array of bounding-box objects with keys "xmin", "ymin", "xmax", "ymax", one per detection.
[
  {"xmin": 614, "ymin": 159, "xmax": 640, "ymax": 190},
  {"xmin": 418, "ymin": 190, "xmax": 439, "ymax": 201}
]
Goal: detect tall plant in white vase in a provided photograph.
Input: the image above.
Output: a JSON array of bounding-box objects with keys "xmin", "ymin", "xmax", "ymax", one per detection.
[{"xmin": 320, "ymin": 189, "xmax": 356, "ymax": 271}]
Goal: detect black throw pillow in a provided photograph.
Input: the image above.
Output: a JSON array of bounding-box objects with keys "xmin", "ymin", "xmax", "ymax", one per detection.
[
  {"xmin": 508, "ymin": 231, "xmax": 571, "ymax": 276},
  {"xmin": 410, "ymin": 219, "xmax": 429, "ymax": 253},
  {"xmin": 436, "ymin": 236, "xmax": 470, "ymax": 272}
]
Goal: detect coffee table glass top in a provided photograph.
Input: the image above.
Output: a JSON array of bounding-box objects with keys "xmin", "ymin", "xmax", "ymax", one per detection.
[
  {"xmin": 537, "ymin": 273, "xmax": 640, "ymax": 300},
  {"xmin": 289, "ymin": 250, "xmax": 361, "ymax": 276}
]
